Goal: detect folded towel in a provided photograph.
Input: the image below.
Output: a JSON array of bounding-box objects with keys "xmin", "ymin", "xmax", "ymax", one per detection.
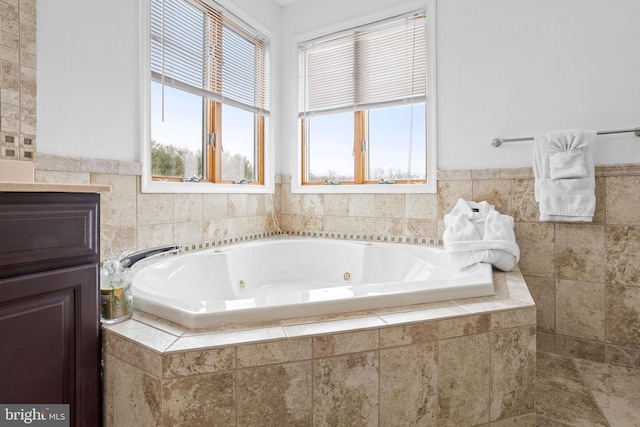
[
  {"xmin": 533, "ymin": 129, "xmax": 596, "ymax": 222},
  {"xmin": 547, "ymin": 133, "xmax": 588, "ymax": 179},
  {"xmin": 443, "ymin": 199, "xmax": 520, "ymax": 271}
]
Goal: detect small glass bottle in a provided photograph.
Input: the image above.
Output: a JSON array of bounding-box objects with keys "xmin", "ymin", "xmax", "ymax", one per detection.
[{"xmin": 100, "ymin": 263, "xmax": 133, "ymax": 323}]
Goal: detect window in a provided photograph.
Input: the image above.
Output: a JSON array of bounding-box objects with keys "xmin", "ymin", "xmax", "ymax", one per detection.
[
  {"xmin": 149, "ymin": 0, "xmax": 269, "ymax": 186},
  {"xmin": 298, "ymin": 10, "xmax": 431, "ymax": 188}
]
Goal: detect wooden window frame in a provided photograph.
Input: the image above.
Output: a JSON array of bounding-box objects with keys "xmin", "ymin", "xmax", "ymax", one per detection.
[
  {"xmin": 301, "ymin": 109, "xmax": 426, "ymax": 186},
  {"xmin": 150, "ymin": 0, "xmax": 266, "ymax": 186}
]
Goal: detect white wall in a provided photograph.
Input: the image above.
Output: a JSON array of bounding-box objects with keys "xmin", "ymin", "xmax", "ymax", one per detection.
[
  {"xmin": 436, "ymin": 0, "xmax": 640, "ymax": 169},
  {"xmin": 37, "ymin": 0, "xmax": 140, "ymax": 161},
  {"xmin": 36, "ymin": 0, "xmax": 281, "ymax": 163},
  {"xmin": 38, "ymin": 0, "xmax": 640, "ymax": 169}
]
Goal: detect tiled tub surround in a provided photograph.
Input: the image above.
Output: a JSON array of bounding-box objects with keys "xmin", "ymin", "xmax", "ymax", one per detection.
[
  {"xmin": 103, "ymin": 268, "xmax": 536, "ymax": 427},
  {"xmin": 33, "ymin": 154, "xmax": 640, "ymax": 367},
  {"xmin": 0, "ymin": 0, "xmax": 37, "ymax": 160}
]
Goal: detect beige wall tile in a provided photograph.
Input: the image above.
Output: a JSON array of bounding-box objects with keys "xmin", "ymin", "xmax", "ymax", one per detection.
[
  {"xmin": 606, "ymin": 175, "xmax": 640, "ymax": 225},
  {"xmin": 437, "ymin": 179, "xmax": 473, "ymax": 218},
  {"xmin": 490, "ymin": 307, "xmax": 536, "ymax": 331},
  {"xmin": 323, "ymin": 215, "xmax": 349, "ymax": 234},
  {"xmin": 511, "ymin": 178, "xmax": 537, "ymax": 222},
  {"xmin": 173, "ymin": 193, "xmax": 202, "ymax": 222},
  {"xmin": 439, "ymin": 314, "xmax": 491, "ymax": 339},
  {"xmin": 137, "ymin": 193, "xmax": 173, "ymax": 226},
  {"xmin": 379, "ymin": 321, "xmax": 438, "ymax": 348},
  {"xmin": 203, "ymin": 218, "xmax": 228, "ymax": 241},
  {"xmin": 490, "ymin": 326, "xmax": 536, "ymax": 421},
  {"xmin": 379, "ymin": 342, "xmax": 437, "ymax": 426},
  {"xmin": 438, "ymin": 333, "xmax": 490, "ymax": 426},
  {"xmin": 593, "ymin": 177, "xmax": 606, "ymax": 224},
  {"xmin": 472, "ymin": 179, "xmax": 512, "ymax": 216},
  {"xmin": 523, "ymin": 276, "xmax": 555, "ymax": 333},
  {"xmin": 606, "ymin": 225, "xmax": 640, "ymax": 287},
  {"xmin": 137, "ymin": 224, "xmax": 174, "ymax": 250},
  {"xmin": 348, "ymin": 216, "xmax": 376, "ymax": 235},
  {"xmin": 248, "ymin": 193, "xmax": 268, "ymax": 216},
  {"xmin": 114, "ymin": 362, "xmax": 162, "ymax": 427},
  {"xmin": 203, "ymin": 193, "xmax": 228, "ymax": 220},
  {"xmin": 405, "ymin": 193, "xmax": 437, "ymax": 219},
  {"xmin": 537, "ymin": 331, "xmax": 556, "ymax": 353},
  {"xmin": 313, "ymin": 330, "xmax": 378, "ymax": 358},
  {"xmin": 299, "ymin": 214, "xmax": 324, "ymax": 233},
  {"xmin": 514, "ymin": 222, "xmax": 555, "ymax": 277},
  {"xmin": 173, "ymin": 221, "xmax": 203, "ymax": 246},
  {"xmin": 313, "ymin": 351, "xmax": 378, "ymax": 426},
  {"xmin": 375, "ymin": 194, "xmax": 405, "ymax": 218},
  {"xmin": 34, "ymin": 154, "xmax": 81, "ymax": 171},
  {"xmin": 556, "ymin": 279, "xmax": 605, "ymax": 341},
  {"xmin": 237, "ymin": 361, "xmax": 312, "ymax": 426},
  {"xmin": 405, "ymin": 218, "xmax": 437, "ymax": 240},
  {"xmin": 107, "ymin": 334, "xmax": 163, "ymax": 378},
  {"xmin": 375, "ymin": 217, "xmax": 404, "ymax": 236},
  {"xmin": 102, "ymin": 354, "xmax": 116, "ymax": 427},
  {"xmin": 162, "ymin": 348, "xmax": 235, "ymax": 379},
  {"xmin": 162, "ymin": 372, "xmax": 235, "ymax": 426},
  {"xmin": 555, "ymin": 224, "xmax": 605, "ymax": 282},
  {"xmin": 227, "ymin": 193, "xmax": 248, "ymax": 218},
  {"xmin": 348, "ymin": 193, "xmax": 375, "ymax": 217},
  {"xmin": 92, "ymin": 173, "xmax": 137, "ymax": 228},
  {"xmin": 323, "ymin": 193, "xmax": 349, "ymax": 216},
  {"xmin": 606, "ymin": 285, "xmax": 640, "ymax": 348},
  {"xmin": 100, "ymin": 227, "xmax": 136, "ymax": 261},
  {"xmin": 555, "ymin": 335, "xmax": 605, "ymax": 363},
  {"xmin": 80, "ymin": 157, "xmax": 118, "ymax": 174},
  {"xmin": 301, "ymin": 193, "xmax": 323, "ymax": 215},
  {"xmin": 237, "ymin": 338, "xmax": 311, "ymax": 368},
  {"xmin": 280, "ymin": 186, "xmax": 300, "ymax": 215},
  {"xmin": 35, "ymin": 170, "xmax": 89, "ymax": 184}
]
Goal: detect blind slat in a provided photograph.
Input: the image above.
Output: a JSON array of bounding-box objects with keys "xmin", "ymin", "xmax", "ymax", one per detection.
[
  {"xmin": 299, "ymin": 10, "xmax": 426, "ymax": 116},
  {"xmin": 151, "ymin": 0, "xmax": 270, "ymax": 114}
]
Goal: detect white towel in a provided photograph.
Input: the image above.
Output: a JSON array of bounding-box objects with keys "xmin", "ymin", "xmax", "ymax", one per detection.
[
  {"xmin": 533, "ymin": 129, "xmax": 596, "ymax": 222},
  {"xmin": 443, "ymin": 199, "xmax": 520, "ymax": 271}
]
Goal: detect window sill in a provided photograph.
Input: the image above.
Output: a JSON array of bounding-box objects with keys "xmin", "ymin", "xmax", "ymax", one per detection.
[
  {"xmin": 141, "ymin": 179, "xmax": 275, "ymax": 194},
  {"xmin": 290, "ymin": 181, "xmax": 436, "ymax": 194}
]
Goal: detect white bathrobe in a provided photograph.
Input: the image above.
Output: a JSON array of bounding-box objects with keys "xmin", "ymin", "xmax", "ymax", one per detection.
[{"xmin": 443, "ymin": 199, "xmax": 520, "ymax": 271}]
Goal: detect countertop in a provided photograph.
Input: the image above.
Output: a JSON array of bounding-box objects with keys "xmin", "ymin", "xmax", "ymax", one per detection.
[{"xmin": 0, "ymin": 181, "xmax": 112, "ymax": 193}]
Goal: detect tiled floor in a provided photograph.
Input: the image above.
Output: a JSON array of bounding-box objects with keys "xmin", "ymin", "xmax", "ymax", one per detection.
[{"xmin": 536, "ymin": 351, "xmax": 640, "ymax": 427}]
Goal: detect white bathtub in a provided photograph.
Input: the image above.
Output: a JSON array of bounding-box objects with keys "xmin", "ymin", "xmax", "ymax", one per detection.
[{"xmin": 132, "ymin": 238, "xmax": 494, "ymax": 329}]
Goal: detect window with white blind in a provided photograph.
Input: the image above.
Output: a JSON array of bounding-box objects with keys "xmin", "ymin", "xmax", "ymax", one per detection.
[
  {"xmin": 148, "ymin": 0, "xmax": 269, "ymax": 185},
  {"xmin": 298, "ymin": 10, "xmax": 433, "ymax": 188}
]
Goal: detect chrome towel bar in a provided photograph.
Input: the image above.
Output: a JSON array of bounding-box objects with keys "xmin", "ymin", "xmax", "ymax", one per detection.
[{"xmin": 492, "ymin": 127, "xmax": 640, "ymax": 147}]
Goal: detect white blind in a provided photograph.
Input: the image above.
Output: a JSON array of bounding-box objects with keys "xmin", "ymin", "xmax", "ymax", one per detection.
[
  {"xmin": 151, "ymin": 0, "xmax": 270, "ymax": 115},
  {"xmin": 299, "ymin": 10, "xmax": 426, "ymax": 117}
]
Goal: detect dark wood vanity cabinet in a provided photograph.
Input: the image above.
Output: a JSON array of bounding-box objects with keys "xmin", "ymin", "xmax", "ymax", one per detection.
[{"xmin": 0, "ymin": 192, "xmax": 101, "ymax": 426}]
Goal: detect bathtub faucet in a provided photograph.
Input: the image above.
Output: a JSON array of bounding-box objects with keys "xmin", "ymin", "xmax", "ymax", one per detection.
[{"xmin": 119, "ymin": 244, "xmax": 182, "ymax": 268}]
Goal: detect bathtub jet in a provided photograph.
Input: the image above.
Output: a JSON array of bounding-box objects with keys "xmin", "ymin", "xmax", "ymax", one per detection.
[{"xmin": 131, "ymin": 237, "xmax": 494, "ymax": 329}]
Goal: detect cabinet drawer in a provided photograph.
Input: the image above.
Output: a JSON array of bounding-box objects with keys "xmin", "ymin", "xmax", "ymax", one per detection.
[{"xmin": 0, "ymin": 192, "xmax": 99, "ymax": 278}]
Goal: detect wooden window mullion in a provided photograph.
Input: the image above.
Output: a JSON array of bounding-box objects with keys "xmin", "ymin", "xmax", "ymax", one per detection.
[
  {"xmin": 210, "ymin": 101, "xmax": 222, "ymax": 182},
  {"xmin": 354, "ymin": 110, "xmax": 366, "ymax": 184}
]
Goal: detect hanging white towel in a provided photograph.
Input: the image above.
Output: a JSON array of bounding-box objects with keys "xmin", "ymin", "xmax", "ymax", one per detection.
[
  {"xmin": 443, "ymin": 199, "xmax": 520, "ymax": 272},
  {"xmin": 533, "ymin": 129, "xmax": 596, "ymax": 222}
]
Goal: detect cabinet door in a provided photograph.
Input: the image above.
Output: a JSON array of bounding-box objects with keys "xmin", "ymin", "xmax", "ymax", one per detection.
[
  {"xmin": 0, "ymin": 264, "xmax": 100, "ymax": 427},
  {"xmin": 0, "ymin": 192, "xmax": 100, "ymax": 279}
]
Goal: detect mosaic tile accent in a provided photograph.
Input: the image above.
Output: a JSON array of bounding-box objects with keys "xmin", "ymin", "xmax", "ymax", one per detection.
[{"xmin": 0, "ymin": 0, "xmax": 36, "ymax": 161}]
